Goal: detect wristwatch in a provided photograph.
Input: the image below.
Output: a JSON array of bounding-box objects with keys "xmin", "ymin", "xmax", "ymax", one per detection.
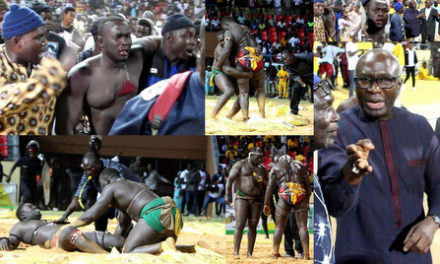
[{"xmin": 428, "ymin": 212, "xmax": 440, "ymax": 227}]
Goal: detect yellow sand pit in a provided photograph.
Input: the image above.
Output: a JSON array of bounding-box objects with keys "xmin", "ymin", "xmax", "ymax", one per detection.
[{"xmin": 206, "ymin": 97, "xmax": 313, "ymax": 135}]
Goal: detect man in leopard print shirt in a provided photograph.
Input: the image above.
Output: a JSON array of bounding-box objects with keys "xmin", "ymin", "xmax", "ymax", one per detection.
[{"xmin": 0, "ymin": 5, "xmax": 66, "ymax": 135}]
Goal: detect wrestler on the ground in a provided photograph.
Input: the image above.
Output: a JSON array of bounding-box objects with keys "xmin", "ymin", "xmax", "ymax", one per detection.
[
  {"xmin": 69, "ymin": 168, "xmax": 184, "ymax": 253},
  {"xmin": 55, "ymin": 15, "xmax": 161, "ymax": 135},
  {"xmin": 218, "ymin": 16, "xmax": 265, "ymax": 122},
  {"xmin": 263, "ymin": 150, "xmax": 311, "ymax": 259},
  {"xmin": 0, "ymin": 203, "xmax": 123, "ymax": 253},
  {"xmin": 209, "ymin": 30, "xmax": 253, "ymax": 119},
  {"xmin": 225, "ymin": 147, "xmax": 267, "ymax": 258}
]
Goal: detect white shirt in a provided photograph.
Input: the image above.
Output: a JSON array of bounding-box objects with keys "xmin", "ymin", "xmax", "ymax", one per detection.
[
  {"xmin": 346, "ymin": 41, "xmax": 359, "ymax": 71},
  {"xmin": 426, "ymin": 7, "xmax": 432, "ymax": 20}
]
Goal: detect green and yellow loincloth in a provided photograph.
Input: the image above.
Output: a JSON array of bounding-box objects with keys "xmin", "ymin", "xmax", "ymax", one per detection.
[
  {"xmin": 234, "ymin": 189, "xmax": 263, "ymax": 205},
  {"xmin": 140, "ymin": 196, "xmax": 183, "ymax": 236},
  {"xmin": 279, "ymin": 182, "xmax": 306, "ymax": 205},
  {"xmin": 209, "ymin": 68, "xmax": 225, "ymax": 87}
]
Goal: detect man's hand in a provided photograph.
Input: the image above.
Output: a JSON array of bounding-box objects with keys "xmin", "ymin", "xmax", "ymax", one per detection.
[
  {"xmin": 0, "ymin": 237, "xmax": 9, "ymax": 251},
  {"xmin": 55, "ymin": 215, "xmax": 68, "ymax": 224},
  {"xmin": 343, "ymin": 139, "xmax": 375, "ymax": 185},
  {"xmin": 263, "ymin": 205, "xmax": 271, "ymax": 217},
  {"xmin": 403, "ymin": 216, "xmax": 439, "ymax": 254},
  {"xmin": 225, "ymin": 196, "xmax": 232, "ymax": 206},
  {"xmin": 5, "ymin": 176, "xmax": 10, "ymax": 183}
]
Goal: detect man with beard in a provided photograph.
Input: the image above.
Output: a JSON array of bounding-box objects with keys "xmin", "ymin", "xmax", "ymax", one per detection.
[
  {"xmin": 419, "ymin": 0, "xmax": 439, "ymax": 43},
  {"xmin": 225, "ymin": 147, "xmax": 267, "ymax": 258},
  {"xmin": 55, "ymin": 16, "xmax": 160, "ymax": 135},
  {"xmin": 319, "ymin": 49, "xmax": 440, "ymax": 263},
  {"xmin": 264, "ymin": 150, "xmax": 311, "ymax": 259},
  {"xmin": 363, "ymin": 0, "xmax": 390, "ymax": 42},
  {"xmin": 0, "ymin": 203, "xmax": 123, "ymax": 253},
  {"xmin": 218, "ymin": 17, "xmax": 265, "ymax": 122}
]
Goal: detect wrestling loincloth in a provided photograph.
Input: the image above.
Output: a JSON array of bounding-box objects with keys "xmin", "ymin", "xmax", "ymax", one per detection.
[
  {"xmin": 209, "ymin": 68, "xmax": 225, "ymax": 87},
  {"xmin": 235, "ymin": 46, "xmax": 263, "ymax": 72},
  {"xmin": 235, "ymin": 189, "xmax": 263, "ymax": 205},
  {"xmin": 279, "ymin": 182, "xmax": 306, "ymax": 206},
  {"xmin": 140, "ymin": 196, "xmax": 183, "ymax": 236}
]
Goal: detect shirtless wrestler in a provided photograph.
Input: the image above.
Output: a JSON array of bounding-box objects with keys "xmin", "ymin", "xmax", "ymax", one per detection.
[
  {"xmin": 225, "ymin": 147, "xmax": 267, "ymax": 258},
  {"xmin": 69, "ymin": 168, "xmax": 191, "ymax": 254},
  {"xmin": 210, "ymin": 30, "xmax": 253, "ymax": 119},
  {"xmin": 264, "ymin": 152, "xmax": 311, "ymax": 259},
  {"xmin": 55, "ymin": 16, "xmax": 160, "ymax": 135},
  {"xmin": 219, "ymin": 17, "xmax": 266, "ymax": 121},
  {"xmin": 0, "ymin": 203, "xmax": 123, "ymax": 253}
]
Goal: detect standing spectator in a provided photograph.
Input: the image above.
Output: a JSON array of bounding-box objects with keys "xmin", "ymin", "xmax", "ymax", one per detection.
[
  {"xmin": 144, "ymin": 163, "xmax": 170, "ymax": 193},
  {"xmin": 314, "ymin": 0, "xmax": 327, "ymax": 43},
  {"xmin": 404, "ymin": 0, "xmax": 421, "ymax": 41},
  {"xmin": 284, "ymin": 210, "xmax": 304, "ymax": 258},
  {"xmin": 404, "ymin": 42, "xmax": 418, "ymax": 90},
  {"xmin": 390, "ymin": 2, "xmax": 405, "ymax": 42},
  {"xmin": 348, "ymin": 2, "xmax": 362, "ymax": 41},
  {"xmin": 0, "ymin": 0, "xmax": 9, "ymax": 44},
  {"xmin": 173, "ymin": 172, "xmax": 184, "ymax": 211},
  {"xmin": 266, "ymin": 61, "xmax": 278, "ymax": 98},
  {"xmin": 200, "ymin": 166, "xmax": 226, "ymax": 217},
  {"xmin": 419, "ymin": 0, "xmax": 438, "ymax": 44},
  {"xmin": 184, "ymin": 166, "xmax": 200, "ymax": 216},
  {"xmin": 59, "ymin": 7, "xmax": 83, "ymax": 50},
  {"xmin": 198, "ymin": 164, "xmax": 210, "ymax": 214},
  {"xmin": 345, "ymin": 37, "xmax": 359, "ymax": 97},
  {"xmin": 6, "ymin": 141, "xmax": 42, "ymax": 205},
  {"xmin": 277, "ymin": 65, "xmax": 289, "ymax": 98},
  {"xmin": 129, "ymin": 156, "xmax": 148, "ymax": 180}
]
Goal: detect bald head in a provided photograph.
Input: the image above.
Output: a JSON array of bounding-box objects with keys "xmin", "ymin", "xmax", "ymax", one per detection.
[
  {"xmin": 355, "ymin": 49, "xmax": 402, "ymax": 121},
  {"xmin": 356, "ymin": 49, "xmax": 401, "ymax": 77}
]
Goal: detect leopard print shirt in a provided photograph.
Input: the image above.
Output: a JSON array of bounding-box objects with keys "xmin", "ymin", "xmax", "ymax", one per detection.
[{"xmin": 0, "ymin": 45, "xmax": 66, "ymax": 135}]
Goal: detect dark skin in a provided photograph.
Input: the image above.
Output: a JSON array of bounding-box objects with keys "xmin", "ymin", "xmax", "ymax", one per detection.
[
  {"xmin": 5, "ymin": 26, "xmax": 47, "ymax": 66},
  {"xmin": 263, "ymin": 156, "xmax": 311, "ymax": 259},
  {"xmin": 56, "ymin": 155, "xmax": 103, "ymax": 223},
  {"xmin": 313, "ymin": 82, "xmax": 340, "ymax": 150},
  {"xmin": 70, "ymin": 176, "xmax": 194, "ymax": 253},
  {"xmin": 210, "ymin": 32, "xmax": 253, "ymax": 119},
  {"xmin": 365, "ymin": 0, "xmax": 389, "ymax": 42},
  {"xmin": 225, "ymin": 152, "xmax": 267, "ymax": 258},
  {"xmin": 350, "ymin": 49, "xmax": 439, "ymax": 253},
  {"xmin": 0, "ymin": 203, "xmax": 123, "ymax": 253},
  {"xmin": 55, "ymin": 20, "xmax": 161, "ymax": 135},
  {"xmin": 219, "ymin": 20, "xmax": 266, "ymax": 121}
]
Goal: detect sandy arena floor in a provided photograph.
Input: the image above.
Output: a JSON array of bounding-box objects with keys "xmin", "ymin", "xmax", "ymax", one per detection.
[
  {"xmin": 224, "ymin": 233, "xmax": 313, "ymax": 264},
  {"xmin": 205, "ymin": 96, "xmax": 313, "ymax": 135},
  {"xmin": 0, "ymin": 210, "xmax": 226, "ymax": 264}
]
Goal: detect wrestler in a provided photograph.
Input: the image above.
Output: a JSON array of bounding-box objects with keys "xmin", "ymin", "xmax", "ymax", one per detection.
[
  {"xmin": 225, "ymin": 147, "xmax": 267, "ymax": 258},
  {"xmin": 69, "ymin": 168, "xmax": 185, "ymax": 253},
  {"xmin": 0, "ymin": 203, "xmax": 123, "ymax": 253},
  {"xmin": 264, "ymin": 151, "xmax": 311, "ymax": 259},
  {"xmin": 210, "ymin": 30, "xmax": 253, "ymax": 119},
  {"xmin": 363, "ymin": 0, "xmax": 389, "ymax": 42},
  {"xmin": 55, "ymin": 16, "xmax": 160, "ymax": 135},
  {"xmin": 219, "ymin": 17, "xmax": 266, "ymax": 122}
]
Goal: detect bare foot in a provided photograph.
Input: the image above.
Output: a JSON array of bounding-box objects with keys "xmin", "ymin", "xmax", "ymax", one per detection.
[
  {"xmin": 272, "ymin": 253, "xmax": 281, "ymax": 259},
  {"xmin": 247, "ymin": 253, "xmax": 253, "ymax": 258},
  {"xmin": 259, "ymin": 110, "xmax": 265, "ymax": 119},
  {"xmin": 233, "ymin": 253, "xmax": 240, "ymax": 259},
  {"xmin": 160, "ymin": 236, "xmax": 177, "ymax": 252}
]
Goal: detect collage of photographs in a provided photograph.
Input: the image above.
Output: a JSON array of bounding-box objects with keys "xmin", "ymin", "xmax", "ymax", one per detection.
[{"xmin": 0, "ymin": 0, "xmax": 438, "ymax": 263}]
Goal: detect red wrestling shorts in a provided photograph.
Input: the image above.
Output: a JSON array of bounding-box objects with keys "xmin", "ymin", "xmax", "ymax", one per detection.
[
  {"xmin": 319, "ymin": 62, "xmax": 334, "ymax": 78},
  {"xmin": 235, "ymin": 47, "xmax": 264, "ymax": 72}
]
